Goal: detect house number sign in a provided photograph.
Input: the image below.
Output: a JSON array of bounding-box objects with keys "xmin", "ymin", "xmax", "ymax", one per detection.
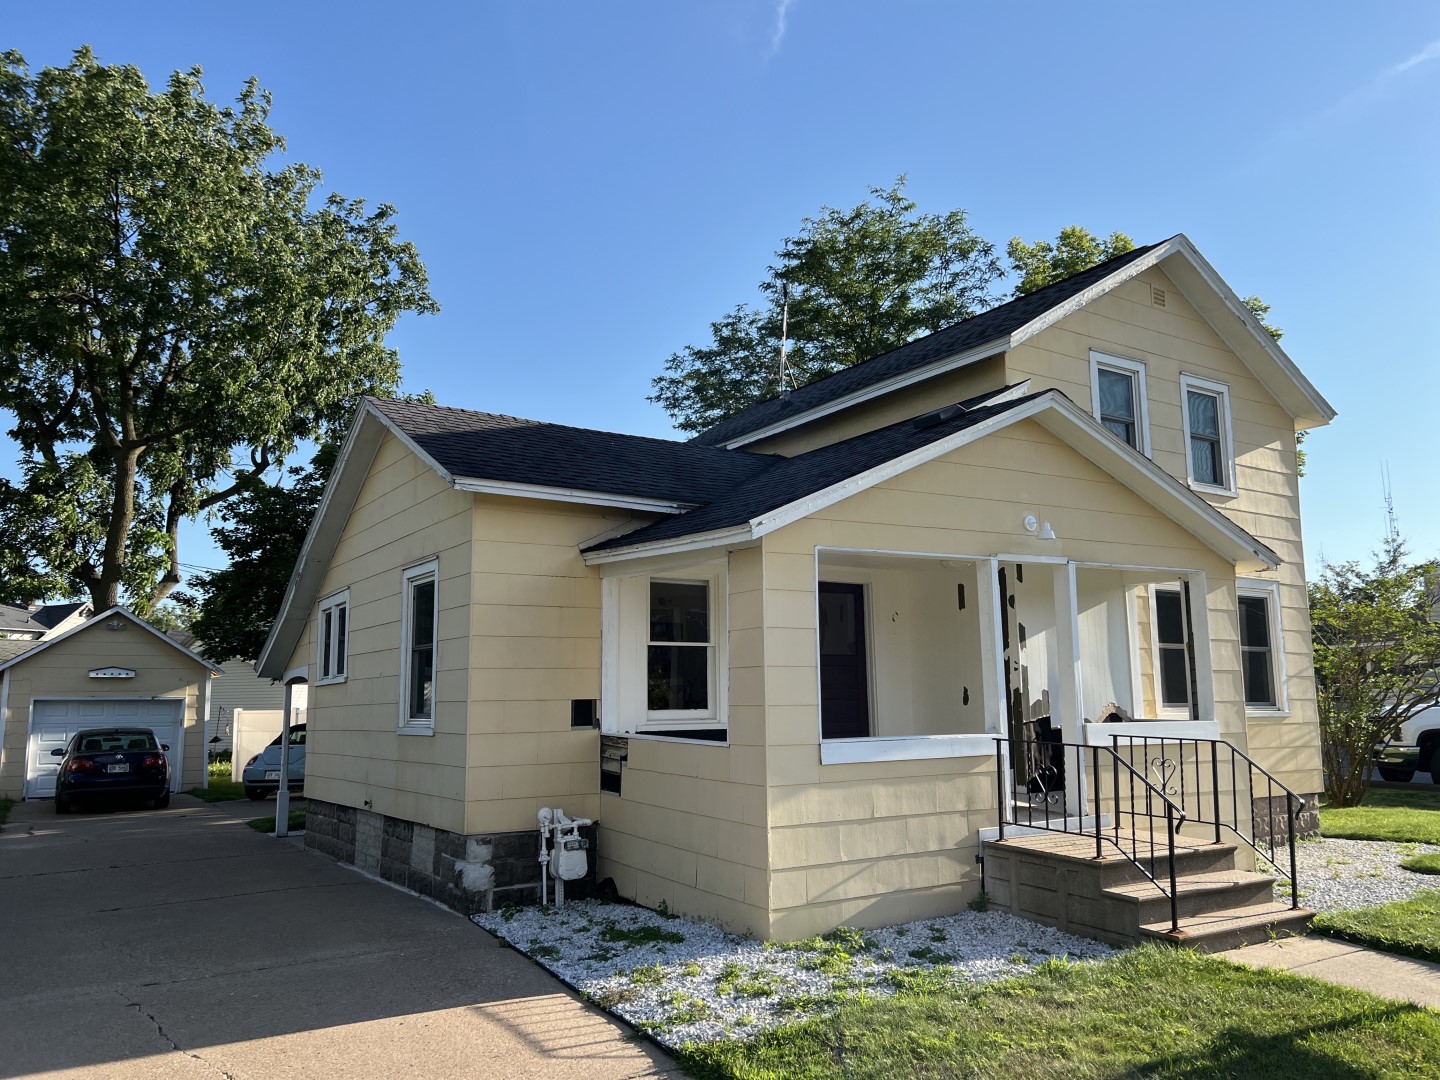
[{"xmin": 88, "ymin": 667, "xmax": 136, "ymax": 679}]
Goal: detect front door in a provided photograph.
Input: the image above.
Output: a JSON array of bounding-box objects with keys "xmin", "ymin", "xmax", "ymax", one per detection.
[{"xmin": 819, "ymin": 581, "xmax": 870, "ymax": 739}]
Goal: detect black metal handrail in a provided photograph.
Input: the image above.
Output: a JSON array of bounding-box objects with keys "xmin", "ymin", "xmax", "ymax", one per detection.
[
  {"xmin": 993, "ymin": 734, "xmax": 1189, "ymax": 931},
  {"xmin": 1106, "ymin": 733, "xmax": 1304, "ymax": 911}
]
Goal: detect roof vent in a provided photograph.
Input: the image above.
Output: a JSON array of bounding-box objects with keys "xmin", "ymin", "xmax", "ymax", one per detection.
[
  {"xmin": 913, "ymin": 404, "xmax": 965, "ymax": 429},
  {"xmin": 1151, "ymin": 285, "xmax": 1167, "ymax": 309}
]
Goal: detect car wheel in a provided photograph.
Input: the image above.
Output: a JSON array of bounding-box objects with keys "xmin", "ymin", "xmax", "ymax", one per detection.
[
  {"xmin": 1377, "ymin": 766, "xmax": 1415, "ymax": 783},
  {"xmin": 55, "ymin": 791, "xmax": 71, "ymax": 814},
  {"xmin": 244, "ymin": 786, "xmax": 266, "ymax": 801},
  {"xmin": 154, "ymin": 790, "xmax": 171, "ymax": 809}
]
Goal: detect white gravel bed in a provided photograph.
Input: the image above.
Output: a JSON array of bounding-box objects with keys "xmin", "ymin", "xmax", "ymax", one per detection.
[
  {"xmin": 473, "ymin": 899, "xmax": 1112, "ymax": 1048},
  {"xmin": 1294, "ymin": 837, "xmax": 1440, "ymax": 911}
]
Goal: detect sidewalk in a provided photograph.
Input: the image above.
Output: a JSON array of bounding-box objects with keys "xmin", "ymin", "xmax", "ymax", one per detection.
[{"xmin": 1220, "ymin": 936, "xmax": 1440, "ymax": 1009}]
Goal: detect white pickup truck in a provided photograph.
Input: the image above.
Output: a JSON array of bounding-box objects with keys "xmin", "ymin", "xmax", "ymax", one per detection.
[{"xmin": 1373, "ymin": 705, "xmax": 1440, "ymax": 783}]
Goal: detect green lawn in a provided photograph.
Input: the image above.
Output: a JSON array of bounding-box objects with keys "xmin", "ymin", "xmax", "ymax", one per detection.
[
  {"xmin": 1320, "ymin": 787, "xmax": 1440, "ymax": 844},
  {"xmin": 1403, "ymin": 854, "xmax": 1440, "ymax": 875},
  {"xmin": 246, "ymin": 807, "xmax": 307, "ymax": 833},
  {"xmin": 1313, "ymin": 890, "xmax": 1440, "ymax": 965},
  {"xmin": 186, "ymin": 761, "xmax": 248, "ymax": 802},
  {"xmin": 678, "ymin": 947, "xmax": 1440, "ymax": 1080}
]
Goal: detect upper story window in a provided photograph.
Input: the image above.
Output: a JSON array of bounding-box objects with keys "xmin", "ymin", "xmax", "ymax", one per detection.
[
  {"xmin": 1089, "ymin": 352, "xmax": 1150, "ymax": 455},
  {"xmin": 1180, "ymin": 374, "xmax": 1236, "ymax": 494},
  {"xmin": 399, "ymin": 560, "xmax": 438, "ymax": 733},
  {"xmin": 316, "ymin": 590, "xmax": 349, "ymax": 685},
  {"xmin": 1238, "ymin": 580, "xmax": 1287, "ymax": 712}
]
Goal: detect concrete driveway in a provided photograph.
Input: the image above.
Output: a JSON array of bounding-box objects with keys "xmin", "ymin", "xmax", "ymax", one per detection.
[{"xmin": 0, "ymin": 796, "xmax": 681, "ymax": 1079}]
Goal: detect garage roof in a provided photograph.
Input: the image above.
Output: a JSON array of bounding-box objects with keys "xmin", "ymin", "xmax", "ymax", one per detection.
[{"xmin": 0, "ymin": 607, "xmax": 221, "ymax": 675}]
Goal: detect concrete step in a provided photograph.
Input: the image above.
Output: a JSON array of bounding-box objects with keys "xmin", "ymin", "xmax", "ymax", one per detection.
[
  {"xmin": 986, "ymin": 831, "xmax": 1241, "ymax": 886},
  {"xmin": 1104, "ymin": 870, "xmax": 1279, "ymax": 923},
  {"xmin": 1140, "ymin": 903, "xmax": 1315, "ymax": 953}
]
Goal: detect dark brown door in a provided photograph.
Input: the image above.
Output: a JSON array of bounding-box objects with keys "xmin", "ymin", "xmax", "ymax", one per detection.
[{"xmin": 819, "ymin": 581, "xmax": 870, "ymax": 739}]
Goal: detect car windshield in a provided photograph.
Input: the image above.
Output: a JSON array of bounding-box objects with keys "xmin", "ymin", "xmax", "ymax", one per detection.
[
  {"xmin": 267, "ymin": 727, "xmax": 306, "ymax": 747},
  {"xmin": 78, "ymin": 732, "xmax": 158, "ymax": 753}
]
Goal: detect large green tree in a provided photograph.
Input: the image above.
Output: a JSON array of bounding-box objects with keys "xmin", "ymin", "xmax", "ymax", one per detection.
[
  {"xmin": 649, "ymin": 179, "xmax": 1004, "ymax": 433},
  {"xmin": 1007, "ymin": 226, "xmax": 1137, "ymax": 297},
  {"xmin": 0, "ymin": 47, "xmax": 436, "ymax": 613},
  {"xmin": 1310, "ymin": 536, "xmax": 1440, "ymax": 807}
]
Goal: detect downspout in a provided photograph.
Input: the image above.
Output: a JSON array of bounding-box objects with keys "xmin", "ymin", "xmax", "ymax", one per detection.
[
  {"xmin": 201, "ymin": 674, "xmax": 213, "ymax": 791},
  {"xmin": 276, "ymin": 681, "xmax": 295, "ymax": 837},
  {"xmin": 0, "ymin": 669, "xmax": 9, "ymax": 798}
]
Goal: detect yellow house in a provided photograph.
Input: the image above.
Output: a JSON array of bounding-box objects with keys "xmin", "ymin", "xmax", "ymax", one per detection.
[
  {"xmin": 0, "ymin": 606, "xmax": 219, "ymax": 801},
  {"xmin": 257, "ymin": 235, "xmax": 1335, "ymax": 944}
]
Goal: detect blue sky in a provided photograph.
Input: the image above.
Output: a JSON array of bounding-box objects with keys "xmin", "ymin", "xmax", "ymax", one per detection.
[{"xmin": 5, "ymin": 2, "xmax": 1439, "ymax": 581}]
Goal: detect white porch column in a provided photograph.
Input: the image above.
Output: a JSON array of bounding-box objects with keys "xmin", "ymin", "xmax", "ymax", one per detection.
[{"xmin": 1052, "ymin": 561, "xmax": 1090, "ymax": 817}]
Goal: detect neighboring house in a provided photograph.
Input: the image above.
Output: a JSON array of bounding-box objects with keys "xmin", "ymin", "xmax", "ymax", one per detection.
[
  {"xmin": 0, "ymin": 602, "xmax": 93, "ymax": 641},
  {"xmin": 257, "ymin": 235, "xmax": 1334, "ymax": 941},
  {"xmin": 0, "ymin": 607, "xmax": 220, "ymax": 800}
]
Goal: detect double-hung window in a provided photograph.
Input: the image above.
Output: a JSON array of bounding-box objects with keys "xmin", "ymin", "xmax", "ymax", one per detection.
[
  {"xmin": 1238, "ymin": 582, "xmax": 1286, "ymax": 711},
  {"xmin": 647, "ymin": 580, "xmax": 714, "ymax": 719},
  {"xmin": 317, "ymin": 590, "xmax": 349, "ymax": 684},
  {"xmin": 1153, "ymin": 587, "xmax": 1191, "ymax": 711},
  {"xmin": 1180, "ymin": 374, "xmax": 1235, "ymax": 494},
  {"xmin": 1090, "ymin": 352, "xmax": 1150, "ymax": 455},
  {"xmin": 399, "ymin": 560, "xmax": 438, "ymax": 732}
]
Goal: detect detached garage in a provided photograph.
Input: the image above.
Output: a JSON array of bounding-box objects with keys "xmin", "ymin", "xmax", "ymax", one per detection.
[{"xmin": 0, "ymin": 607, "xmax": 219, "ymax": 801}]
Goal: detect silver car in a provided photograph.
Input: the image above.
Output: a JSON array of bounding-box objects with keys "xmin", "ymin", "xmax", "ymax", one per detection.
[{"xmin": 241, "ymin": 724, "xmax": 306, "ymax": 800}]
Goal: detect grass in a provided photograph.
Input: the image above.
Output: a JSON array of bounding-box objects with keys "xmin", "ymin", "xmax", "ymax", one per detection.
[
  {"xmin": 1402, "ymin": 854, "xmax": 1440, "ymax": 875},
  {"xmin": 1313, "ymin": 890, "xmax": 1440, "ymax": 965},
  {"xmin": 1320, "ymin": 787, "xmax": 1440, "ymax": 844},
  {"xmin": 186, "ymin": 762, "xmax": 248, "ymax": 802},
  {"xmin": 245, "ymin": 807, "xmax": 307, "ymax": 833},
  {"xmin": 677, "ymin": 946, "xmax": 1440, "ymax": 1079},
  {"xmin": 0, "ymin": 797, "xmax": 12, "ymax": 830}
]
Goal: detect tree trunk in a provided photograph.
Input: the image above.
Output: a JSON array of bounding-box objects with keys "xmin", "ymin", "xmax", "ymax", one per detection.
[{"xmin": 92, "ymin": 445, "xmax": 142, "ymax": 611}]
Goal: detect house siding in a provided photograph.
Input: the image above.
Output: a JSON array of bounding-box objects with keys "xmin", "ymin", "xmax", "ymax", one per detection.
[
  {"xmin": 287, "ymin": 431, "xmax": 475, "ymax": 834},
  {"xmin": 0, "ymin": 620, "xmax": 209, "ymax": 798},
  {"xmin": 1006, "ymin": 266, "xmax": 1320, "ymax": 798},
  {"xmin": 760, "ymin": 420, "xmax": 1244, "ymax": 939}
]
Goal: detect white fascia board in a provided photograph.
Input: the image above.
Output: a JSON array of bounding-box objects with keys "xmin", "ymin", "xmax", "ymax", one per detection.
[
  {"xmin": 0, "ymin": 605, "xmax": 222, "ymax": 675},
  {"xmin": 256, "ymin": 404, "xmax": 383, "ymax": 679},
  {"xmin": 1006, "ymin": 240, "xmax": 1179, "ymax": 348},
  {"xmin": 581, "ymin": 525, "xmax": 754, "ymax": 566},
  {"xmin": 1157, "ymin": 238, "xmax": 1336, "ymax": 427},
  {"xmin": 749, "ymin": 392, "xmax": 1057, "ymax": 538},
  {"xmin": 1028, "ymin": 400, "xmax": 1281, "ymax": 572},
  {"xmin": 718, "ymin": 340, "xmax": 1008, "ymax": 449},
  {"xmin": 452, "ymin": 476, "xmax": 693, "ymax": 514}
]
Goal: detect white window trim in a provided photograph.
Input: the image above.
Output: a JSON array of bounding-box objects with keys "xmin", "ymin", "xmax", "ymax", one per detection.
[
  {"xmin": 645, "ymin": 577, "xmax": 720, "ymax": 728},
  {"xmin": 1238, "ymin": 578, "xmax": 1289, "ymax": 715},
  {"xmin": 315, "ymin": 589, "xmax": 350, "ymax": 686},
  {"xmin": 601, "ymin": 570, "xmax": 729, "ymax": 736},
  {"xmin": 398, "ymin": 559, "xmax": 439, "ymax": 735},
  {"xmin": 1179, "ymin": 373, "xmax": 1237, "ymax": 496},
  {"xmin": 1089, "ymin": 351, "xmax": 1151, "ymax": 457},
  {"xmin": 1148, "ymin": 585, "xmax": 1193, "ymax": 720}
]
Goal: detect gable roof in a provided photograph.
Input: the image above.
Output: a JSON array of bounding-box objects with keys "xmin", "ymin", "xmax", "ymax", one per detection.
[
  {"xmin": 584, "ymin": 385, "xmax": 1281, "ymax": 573},
  {"xmin": 29, "ymin": 602, "xmax": 90, "ymax": 630},
  {"xmin": 0, "ymin": 605, "xmax": 46, "ymax": 635},
  {"xmin": 0, "ymin": 606, "xmax": 222, "ymax": 675},
  {"xmin": 692, "ymin": 235, "xmax": 1335, "ymax": 449},
  {"xmin": 367, "ymin": 397, "xmax": 779, "ymax": 510}
]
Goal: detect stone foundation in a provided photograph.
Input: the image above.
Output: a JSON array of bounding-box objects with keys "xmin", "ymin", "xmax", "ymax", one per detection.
[
  {"xmin": 1251, "ymin": 792, "xmax": 1321, "ymax": 844},
  {"xmin": 304, "ymin": 799, "xmax": 599, "ymax": 915}
]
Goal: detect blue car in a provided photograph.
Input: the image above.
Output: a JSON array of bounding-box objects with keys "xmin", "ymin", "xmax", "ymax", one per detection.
[
  {"xmin": 241, "ymin": 724, "xmax": 306, "ymax": 800},
  {"xmin": 53, "ymin": 727, "xmax": 171, "ymax": 813}
]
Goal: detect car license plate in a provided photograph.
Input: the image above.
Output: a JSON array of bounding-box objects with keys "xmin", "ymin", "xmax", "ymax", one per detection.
[
  {"xmin": 106, "ymin": 763, "xmax": 130, "ymax": 774},
  {"xmin": 265, "ymin": 770, "xmax": 281, "ymax": 780}
]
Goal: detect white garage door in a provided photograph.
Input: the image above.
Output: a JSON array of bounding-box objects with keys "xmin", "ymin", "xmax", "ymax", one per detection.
[{"xmin": 26, "ymin": 699, "xmax": 185, "ymax": 799}]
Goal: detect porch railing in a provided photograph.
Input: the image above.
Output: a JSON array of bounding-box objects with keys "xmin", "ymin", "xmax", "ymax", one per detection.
[
  {"xmin": 994, "ymin": 733, "xmax": 1189, "ymax": 931},
  {"xmin": 1105, "ymin": 732, "xmax": 1304, "ymax": 913},
  {"xmin": 990, "ymin": 727, "xmax": 1306, "ymax": 934}
]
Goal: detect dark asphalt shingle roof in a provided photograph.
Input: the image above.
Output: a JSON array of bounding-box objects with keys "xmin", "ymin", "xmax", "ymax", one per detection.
[
  {"xmin": 690, "ymin": 242, "xmax": 1161, "ymax": 447},
  {"xmin": 0, "ymin": 638, "xmax": 39, "ymax": 663},
  {"xmin": 28, "ymin": 602, "xmax": 87, "ymax": 629},
  {"xmin": 369, "ymin": 398, "xmax": 780, "ymax": 505},
  {"xmin": 0, "ymin": 606, "xmax": 45, "ymax": 634},
  {"xmin": 585, "ymin": 386, "xmax": 1046, "ymax": 552}
]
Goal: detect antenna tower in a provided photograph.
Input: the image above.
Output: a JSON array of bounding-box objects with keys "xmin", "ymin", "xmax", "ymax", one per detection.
[
  {"xmin": 1382, "ymin": 462, "xmax": 1398, "ymax": 540},
  {"xmin": 777, "ymin": 281, "xmax": 794, "ymax": 395}
]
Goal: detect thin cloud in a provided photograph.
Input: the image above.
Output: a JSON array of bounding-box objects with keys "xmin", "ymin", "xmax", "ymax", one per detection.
[
  {"xmin": 768, "ymin": 0, "xmax": 797, "ymax": 58},
  {"xmin": 1324, "ymin": 35, "xmax": 1440, "ymax": 118}
]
